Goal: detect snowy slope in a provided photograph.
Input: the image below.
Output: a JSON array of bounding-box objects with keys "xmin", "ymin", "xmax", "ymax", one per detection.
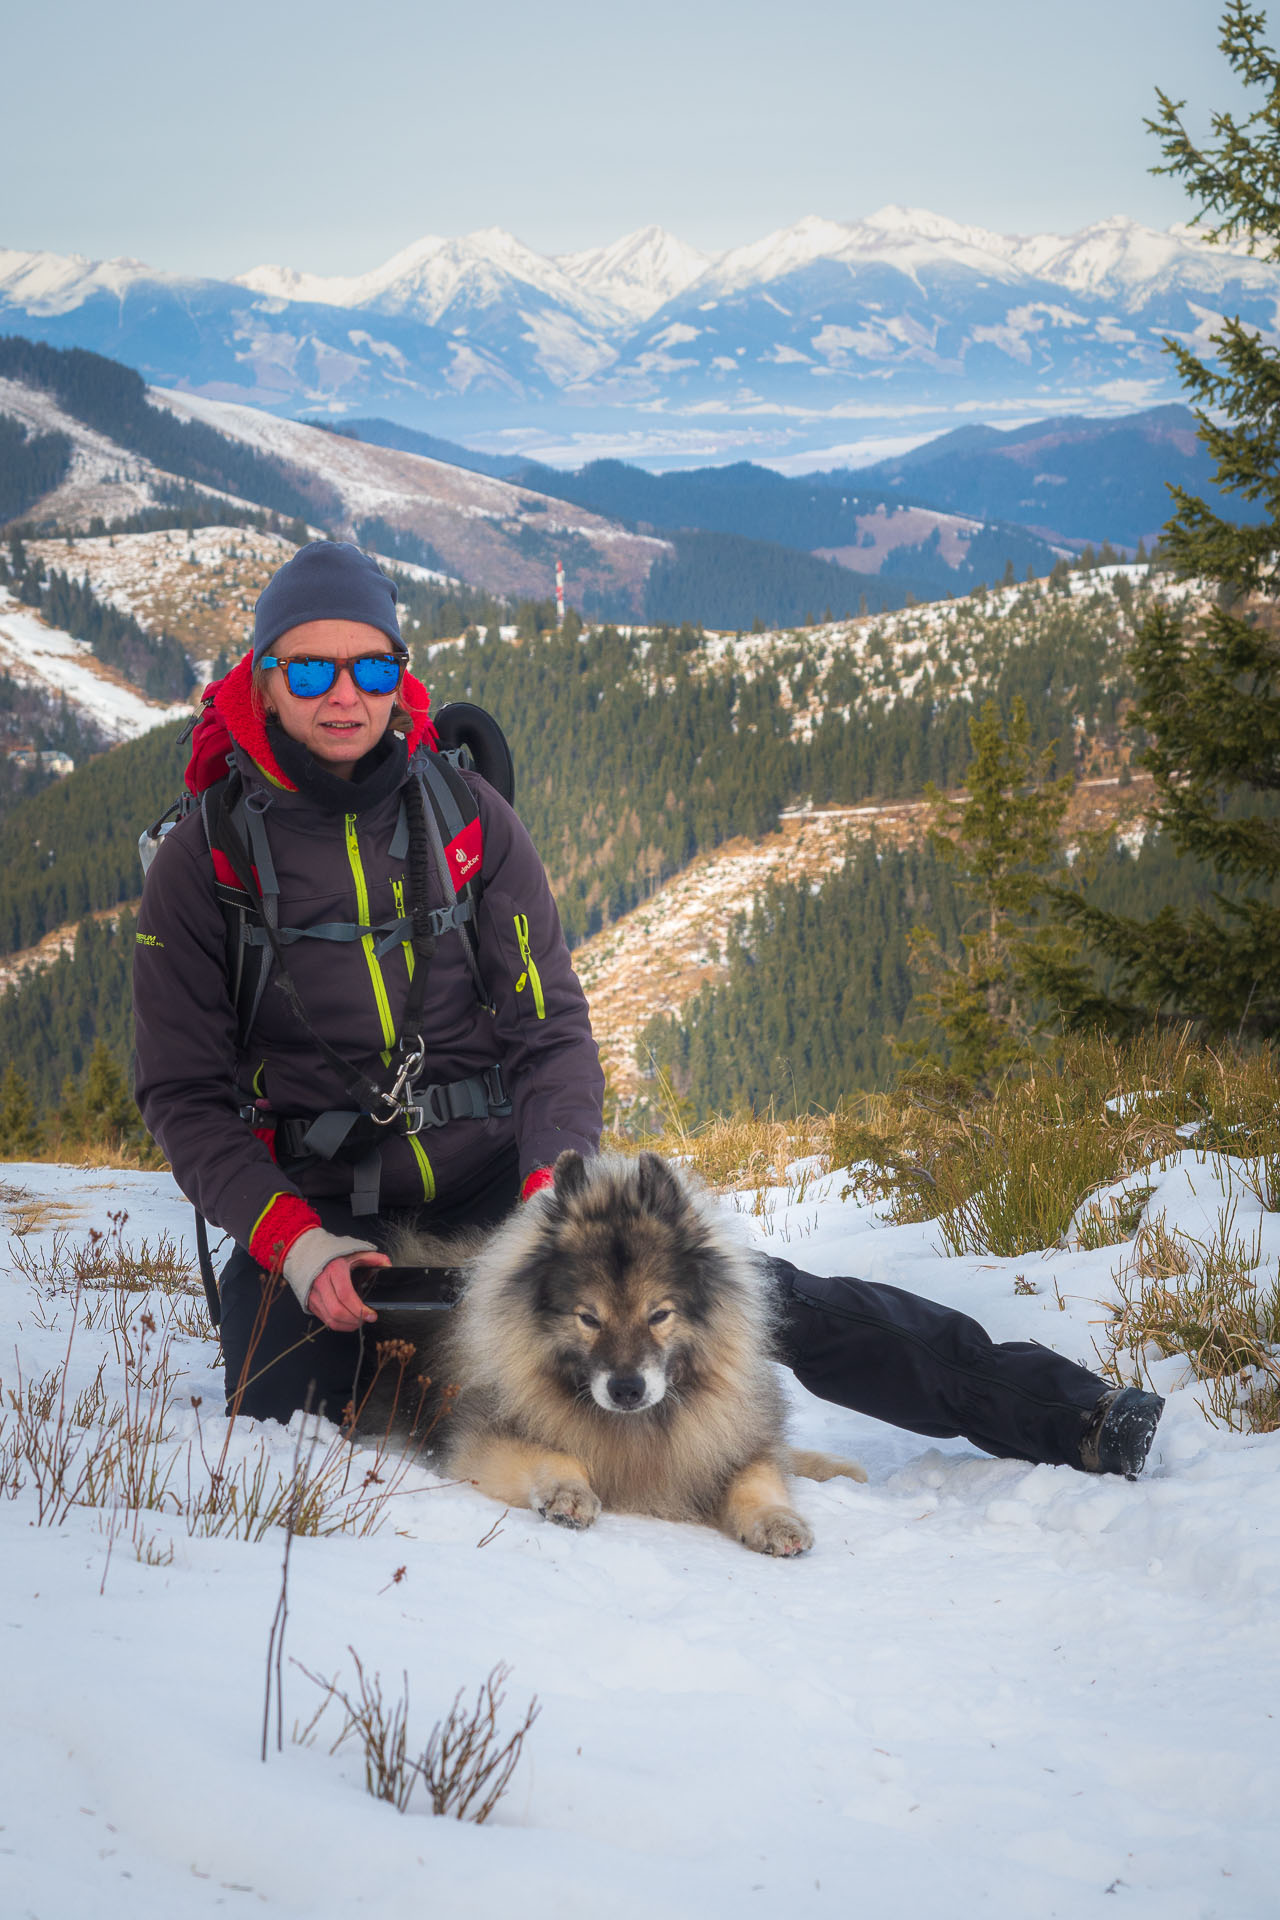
[
  {"xmin": 0, "ymin": 587, "xmax": 192, "ymax": 742},
  {"xmin": 150, "ymin": 390, "xmax": 669, "ymax": 603},
  {"xmin": 25, "ymin": 526, "xmax": 303, "ymax": 675},
  {"xmin": 0, "ymin": 248, "xmax": 173, "ymax": 316},
  {"xmin": 238, "ymin": 226, "xmax": 620, "ymax": 332},
  {"xmin": 0, "ymin": 1150, "xmax": 1276, "ymax": 1918},
  {"xmin": 236, "ymin": 227, "xmax": 621, "ymax": 386}
]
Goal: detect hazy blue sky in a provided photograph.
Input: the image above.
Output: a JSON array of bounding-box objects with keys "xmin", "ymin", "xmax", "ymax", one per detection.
[{"xmin": 3, "ymin": 0, "xmax": 1248, "ymax": 275}]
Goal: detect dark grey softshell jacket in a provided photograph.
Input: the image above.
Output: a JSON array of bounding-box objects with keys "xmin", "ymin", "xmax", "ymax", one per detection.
[{"xmin": 133, "ymin": 750, "xmax": 604, "ymax": 1254}]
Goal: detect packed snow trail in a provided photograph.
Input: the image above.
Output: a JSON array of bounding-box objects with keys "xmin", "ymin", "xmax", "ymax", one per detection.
[{"xmin": 0, "ymin": 1156, "xmax": 1276, "ymax": 1918}]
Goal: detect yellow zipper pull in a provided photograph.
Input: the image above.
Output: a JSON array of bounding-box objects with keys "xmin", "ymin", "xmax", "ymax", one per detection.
[{"xmin": 513, "ymin": 914, "xmax": 545, "ymax": 1019}]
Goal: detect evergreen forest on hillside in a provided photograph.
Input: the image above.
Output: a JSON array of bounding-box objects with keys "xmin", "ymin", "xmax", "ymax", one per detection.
[
  {"xmin": 640, "ymin": 843, "xmax": 967, "ymax": 1106},
  {"xmin": 0, "ymin": 726, "xmax": 180, "ymax": 952},
  {"xmin": 514, "ymin": 456, "xmax": 1064, "ymax": 607},
  {"xmin": 0, "ymin": 414, "xmax": 72, "ymax": 524},
  {"xmin": 0, "ymin": 338, "xmax": 1073, "ymax": 631},
  {"xmin": 0, "ymin": 337, "xmax": 332, "ymax": 526},
  {"xmin": 642, "ymin": 529, "xmax": 886, "ymax": 626},
  {"xmin": 0, "ymin": 569, "xmax": 1180, "ymax": 1106},
  {"xmin": 0, "ymin": 577, "xmax": 1145, "ymax": 960},
  {"xmin": 0, "ymin": 674, "xmax": 111, "ymax": 817},
  {"xmin": 638, "ymin": 827, "xmax": 1280, "ymax": 1116},
  {"xmin": 0, "ymin": 911, "xmax": 135, "ymax": 1111}
]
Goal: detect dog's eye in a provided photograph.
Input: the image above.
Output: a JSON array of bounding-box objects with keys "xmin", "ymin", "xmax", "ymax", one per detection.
[
  {"xmin": 648, "ymin": 1308, "xmax": 673, "ymax": 1326},
  {"xmin": 575, "ymin": 1309, "xmax": 601, "ymax": 1331}
]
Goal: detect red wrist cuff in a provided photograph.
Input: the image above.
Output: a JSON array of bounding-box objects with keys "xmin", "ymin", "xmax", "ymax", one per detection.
[
  {"xmin": 520, "ymin": 1166, "xmax": 555, "ymax": 1202},
  {"xmin": 248, "ymin": 1193, "xmax": 323, "ymax": 1270}
]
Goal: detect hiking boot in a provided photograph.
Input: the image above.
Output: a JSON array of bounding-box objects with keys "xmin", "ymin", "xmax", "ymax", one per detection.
[{"xmin": 1079, "ymin": 1386, "xmax": 1165, "ymax": 1478}]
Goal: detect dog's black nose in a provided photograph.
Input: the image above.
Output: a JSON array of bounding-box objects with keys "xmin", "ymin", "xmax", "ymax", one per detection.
[{"xmin": 606, "ymin": 1372, "xmax": 646, "ymax": 1409}]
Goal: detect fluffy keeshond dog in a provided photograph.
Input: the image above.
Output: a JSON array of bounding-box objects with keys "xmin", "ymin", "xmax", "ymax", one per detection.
[{"xmin": 391, "ymin": 1149, "xmax": 864, "ymax": 1556}]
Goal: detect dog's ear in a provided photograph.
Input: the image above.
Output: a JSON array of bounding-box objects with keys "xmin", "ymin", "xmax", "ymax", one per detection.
[
  {"xmin": 636, "ymin": 1152, "xmax": 685, "ymax": 1225},
  {"xmin": 552, "ymin": 1150, "xmax": 588, "ymax": 1201}
]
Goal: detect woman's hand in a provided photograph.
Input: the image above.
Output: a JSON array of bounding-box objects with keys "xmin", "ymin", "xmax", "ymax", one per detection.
[
  {"xmin": 307, "ymin": 1251, "xmax": 391, "ymax": 1331},
  {"xmin": 280, "ymin": 1228, "xmax": 391, "ymax": 1324}
]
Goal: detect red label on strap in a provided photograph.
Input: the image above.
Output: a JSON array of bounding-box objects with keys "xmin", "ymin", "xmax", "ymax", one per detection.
[{"xmin": 445, "ymin": 815, "xmax": 483, "ymax": 886}]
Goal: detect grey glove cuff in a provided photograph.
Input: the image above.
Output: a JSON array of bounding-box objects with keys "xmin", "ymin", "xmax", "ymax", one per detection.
[{"xmin": 282, "ymin": 1228, "xmax": 378, "ymax": 1312}]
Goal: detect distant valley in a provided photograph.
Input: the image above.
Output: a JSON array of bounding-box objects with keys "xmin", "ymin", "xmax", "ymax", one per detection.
[{"xmin": 1, "ymin": 341, "xmax": 1133, "ymax": 627}]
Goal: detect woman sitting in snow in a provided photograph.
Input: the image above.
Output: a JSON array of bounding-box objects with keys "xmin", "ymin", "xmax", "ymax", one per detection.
[{"xmin": 132, "ymin": 540, "xmax": 1163, "ymax": 1476}]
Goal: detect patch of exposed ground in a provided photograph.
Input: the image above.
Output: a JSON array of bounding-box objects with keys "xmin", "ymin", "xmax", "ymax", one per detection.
[
  {"xmin": 814, "ymin": 502, "xmax": 984, "ymax": 574},
  {"xmin": 0, "ymin": 1187, "xmax": 82, "ymax": 1235},
  {"xmin": 0, "ymin": 377, "xmax": 161, "ymax": 528},
  {"xmin": 0, "ymin": 906, "xmax": 123, "ymax": 996},
  {"xmin": 575, "ymin": 775, "xmax": 1155, "ymax": 1099},
  {"xmin": 28, "ymin": 527, "xmax": 298, "ymax": 672}
]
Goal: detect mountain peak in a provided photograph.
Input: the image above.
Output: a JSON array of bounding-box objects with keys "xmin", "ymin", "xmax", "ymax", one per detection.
[{"xmin": 556, "ymin": 226, "xmax": 711, "ymax": 322}]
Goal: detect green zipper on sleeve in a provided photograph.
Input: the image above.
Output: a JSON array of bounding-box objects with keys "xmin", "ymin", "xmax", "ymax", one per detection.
[{"xmin": 513, "ymin": 912, "xmax": 546, "ymax": 1019}]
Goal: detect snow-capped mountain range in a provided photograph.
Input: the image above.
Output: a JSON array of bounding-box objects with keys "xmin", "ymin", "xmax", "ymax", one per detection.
[{"xmin": 2, "ymin": 208, "xmax": 1277, "ymax": 461}]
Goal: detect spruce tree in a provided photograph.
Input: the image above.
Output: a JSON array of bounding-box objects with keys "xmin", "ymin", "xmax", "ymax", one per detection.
[
  {"xmin": 79, "ymin": 1041, "xmax": 138, "ymax": 1146},
  {"xmin": 1054, "ymin": 2, "xmax": 1280, "ymax": 1039},
  {"xmin": 908, "ymin": 698, "xmax": 1075, "ymax": 1083},
  {"xmin": 0, "ymin": 1065, "xmax": 43, "ymax": 1159},
  {"xmin": 58, "ymin": 1041, "xmax": 137, "ymax": 1153}
]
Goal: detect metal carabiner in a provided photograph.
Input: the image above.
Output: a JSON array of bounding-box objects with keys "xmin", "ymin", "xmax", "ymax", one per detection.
[{"xmin": 371, "ymin": 1034, "xmax": 426, "ymax": 1127}]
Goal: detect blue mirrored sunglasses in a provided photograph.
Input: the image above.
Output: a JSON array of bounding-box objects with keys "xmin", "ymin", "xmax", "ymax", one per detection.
[{"xmin": 260, "ymin": 652, "xmax": 406, "ymax": 698}]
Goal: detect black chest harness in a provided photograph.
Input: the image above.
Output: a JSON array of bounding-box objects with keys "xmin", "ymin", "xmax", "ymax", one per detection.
[{"xmin": 207, "ymin": 749, "xmax": 511, "ymax": 1200}]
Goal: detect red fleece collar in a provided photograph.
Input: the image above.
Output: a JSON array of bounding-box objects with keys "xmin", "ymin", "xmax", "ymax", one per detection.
[{"xmin": 184, "ymin": 652, "xmax": 439, "ymax": 796}]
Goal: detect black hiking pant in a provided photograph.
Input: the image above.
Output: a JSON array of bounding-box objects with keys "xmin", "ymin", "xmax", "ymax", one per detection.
[
  {"xmin": 766, "ymin": 1257, "xmax": 1103, "ymax": 1469},
  {"xmin": 219, "ymin": 1160, "xmax": 1106, "ymax": 1470}
]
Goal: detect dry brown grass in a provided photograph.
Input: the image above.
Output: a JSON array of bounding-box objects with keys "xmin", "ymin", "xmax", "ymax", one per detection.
[
  {"xmin": 1, "ymin": 1216, "xmax": 451, "ymax": 1541},
  {"xmin": 1098, "ymin": 1204, "xmax": 1280, "ymax": 1433},
  {"xmin": 295, "ymin": 1654, "xmax": 539, "ymax": 1823},
  {"xmin": 627, "ymin": 1031, "xmax": 1280, "ymax": 1262},
  {"xmin": 616, "ymin": 1031, "xmax": 1280, "ymax": 1434},
  {"xmin": 1, "ymin": 1192, "xmax": 81, "ymax": 1237}
]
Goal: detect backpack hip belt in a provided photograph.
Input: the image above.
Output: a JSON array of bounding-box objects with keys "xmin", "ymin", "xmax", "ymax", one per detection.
[{"xmin": 242, "ymin": 1063, "xmax": 511, "ymax": 1159}]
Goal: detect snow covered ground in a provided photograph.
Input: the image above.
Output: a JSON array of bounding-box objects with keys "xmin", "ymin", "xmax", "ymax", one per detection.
[
  {"xmin": 1, "ymin": 1152, "xmax": 1277, "ymax": 1918},
  {"xmin": 0, "ymin": 587, "xmax": 192, "ymax": 744}
]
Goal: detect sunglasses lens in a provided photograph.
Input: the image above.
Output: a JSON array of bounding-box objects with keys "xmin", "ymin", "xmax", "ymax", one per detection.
[
  {"xmin": 283, "ymin": 658, "xmax": 337, "ymax": 697},
  {"xmin": 352, "ymin": 655, "xmax": 403, "ymax": 694},
  {"xmin": 277, "ymin": 655, "xmax": 403, "ymax": 697}
]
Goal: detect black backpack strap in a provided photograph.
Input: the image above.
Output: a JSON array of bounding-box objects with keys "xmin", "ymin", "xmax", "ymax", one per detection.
[
  {"xmin": 193, "ymin": 1207, "xmax": 222, "ymax": 1329},
  {"xmin": 197, "ymin": 756, "xmax": 495, "ymax": 1154},
  {"xmin": 201, "ymin": 772, "xmax": 276, "ymax": 1045},
  {"xmin": 416, "ymin": 752, "xmax": 492, "ymax": 1011}
]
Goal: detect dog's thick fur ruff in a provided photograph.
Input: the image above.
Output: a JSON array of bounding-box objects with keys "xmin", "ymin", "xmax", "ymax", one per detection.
[{"xmin": 391, "ymin": 1150, "xmax": 864, "ymax": 1556}]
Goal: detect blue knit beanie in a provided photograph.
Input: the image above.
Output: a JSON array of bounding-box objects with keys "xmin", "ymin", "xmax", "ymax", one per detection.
[{"xmin": 252, "ymin": 541, "xmax": 405, "ymax": 664}]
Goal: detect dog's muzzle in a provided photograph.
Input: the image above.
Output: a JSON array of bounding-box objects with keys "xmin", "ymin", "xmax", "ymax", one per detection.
[{"xmin": 592, "ymin": 1366, "xmax": 667, "ymax": 1413}]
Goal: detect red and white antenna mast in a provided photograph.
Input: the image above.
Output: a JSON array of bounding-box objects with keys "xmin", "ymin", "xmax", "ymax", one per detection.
[{"xmin": 555, "ymin": 556, "xmax": 565, "ymax": 629}]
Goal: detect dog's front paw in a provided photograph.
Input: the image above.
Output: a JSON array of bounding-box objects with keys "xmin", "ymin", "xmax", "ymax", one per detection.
[
  {"xmin": 740, "ymin": 1506, "xmax": 813, "ymax": 1557},
  {"xmin": 533, "ymin": 1480, "xmax": 602, "ymax": 1530}
]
